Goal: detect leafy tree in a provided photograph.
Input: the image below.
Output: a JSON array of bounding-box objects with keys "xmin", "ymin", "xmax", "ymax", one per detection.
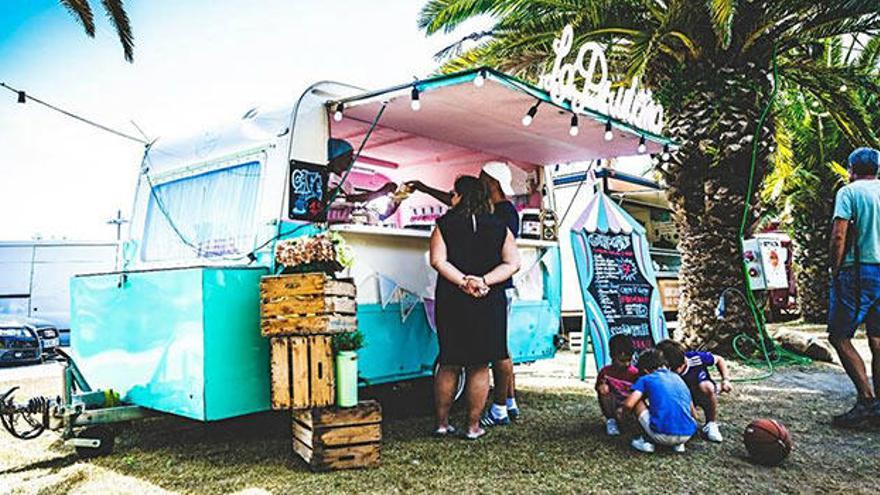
[
  {"xmin": 60, "ymin": 0, "xmax": 134, "ymax": 62},
  {"xmin": 418, "ymin": 1, "xmax": 880, "ymax": 350},
  {"xmin": 764, "ymin": 36, "xmax": 880, "ymax": 323}
]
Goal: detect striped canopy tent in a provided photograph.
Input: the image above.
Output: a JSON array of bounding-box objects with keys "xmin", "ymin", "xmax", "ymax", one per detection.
[{"xmin": 570, "ymin": 190, "xmax": 668, "ymax": 377}]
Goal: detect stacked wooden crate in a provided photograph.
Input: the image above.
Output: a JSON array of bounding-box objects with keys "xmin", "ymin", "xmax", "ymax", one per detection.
[
  {"xmin": 261, "ymin": 273, "xmax": 357, "ymax": 409},
  {"xmin": 260, "ymin": 272, "xmax": 380, "ymax": 470}
]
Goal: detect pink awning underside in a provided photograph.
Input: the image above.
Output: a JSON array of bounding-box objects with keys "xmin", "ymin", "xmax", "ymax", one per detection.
[{"xmin": 333, "ymin": 78, "xmax": 665, "ymax": 169}]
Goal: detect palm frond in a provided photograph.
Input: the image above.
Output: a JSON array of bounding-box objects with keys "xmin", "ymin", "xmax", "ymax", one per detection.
[
  {"xmin": 101, "ymin": 0, "xmax": 134, "ymax": 62},
  {"xmin": 59, "ymin": 0, "xmax": 95, "ymax": 37},
  {"xmin": 707, "ymin": 0, "xmax": 738, "ymax": 49}
]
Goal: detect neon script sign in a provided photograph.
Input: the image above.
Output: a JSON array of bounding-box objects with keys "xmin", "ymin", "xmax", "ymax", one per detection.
[{"xmin": 538, "ymin": 25, "xmax": 665, "ymax": 134}]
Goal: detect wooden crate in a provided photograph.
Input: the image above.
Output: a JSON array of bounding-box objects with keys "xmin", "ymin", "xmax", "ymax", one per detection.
[
  {"xmin": 292, "ymin": 400, "xmax": 381, "ymax": 471},
  {"xmin": 270, "ymin": 335, "xmax": 334, "ymax": 410},
  {"xmin": 260, "ymin": 273, "xmax": 357, "ymax": 337}
]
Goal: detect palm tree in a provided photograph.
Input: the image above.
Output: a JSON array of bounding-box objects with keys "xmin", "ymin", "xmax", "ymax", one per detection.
[
  {"xmin": 763, "ymin": 36, "xmax": 880, "ymax": 323},
  {"xmin": 418, "ymin": 1, "xmax": 880, "ymax": 350},
  {"xmin": 60, "ymin": 0, "xmax": 134, "ymax": 62}
]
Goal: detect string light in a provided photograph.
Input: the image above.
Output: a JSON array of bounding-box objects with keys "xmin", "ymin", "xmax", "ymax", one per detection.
[
  {"xmin": 604, "ymin": 121, "xmax": 613, "ymax": 141},
  {"xmin": 474, "ymin": 69, "xmax": 486, "ymax": 87},
  {"xmin": 662, "ymin": 144, "xmax": 670, "ymax": 161},
  {"xmin": 521, "ymin": 100, "xmax": 540, "ymax": 126},
  {"xmin": 569, "ymin": 114, "xmax": 579, "ymax": 136},
  {"xmin": 638, "ymin": 135, "xmax": 647, "ymax": 154},
  {"xmin": 333, "ymin": 103, "xmax": 344, "ymax": 122},
  {"xmin": 410, "ymin": 86, "xmax": 421, "ymax": 111},
  {"xmin": 839, "ymin": 83, "xmax": 848, "ymax": 93},
  {"xmin": 17, "ymin": 91, "xmax": 25, "ymax": 104}
]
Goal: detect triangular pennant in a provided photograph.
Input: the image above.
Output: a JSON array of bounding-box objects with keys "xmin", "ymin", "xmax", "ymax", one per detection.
[
  {"xmin": 378, "ymin": 274, "xmax": 399, "ymax": 309},
  {"xmin": 399, "ymin": 289, "xmax": 420, "ymax": 323},
  {"xmin": 422, "ymin": 298, "xmax": 437, "ymax": 333}
]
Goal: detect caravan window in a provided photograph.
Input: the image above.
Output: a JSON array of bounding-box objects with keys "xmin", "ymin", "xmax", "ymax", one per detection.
[{"xmin": 141, "ymin": 161, "xmax": 261, "ymax": 262}]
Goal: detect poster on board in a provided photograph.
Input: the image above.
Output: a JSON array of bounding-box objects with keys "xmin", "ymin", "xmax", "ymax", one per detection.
[
  {"xmin": 288, "ymin": 161, "xmax": 328, "ymax": 222},
  {"xmin": 571, "ymin": 191, "xmax": 668, "ymax": 375}
]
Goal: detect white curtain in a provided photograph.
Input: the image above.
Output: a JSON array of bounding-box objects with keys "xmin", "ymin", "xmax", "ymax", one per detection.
[{"xmin": 141, "ymin": 161, "xmax": 262, "ymax": 262}]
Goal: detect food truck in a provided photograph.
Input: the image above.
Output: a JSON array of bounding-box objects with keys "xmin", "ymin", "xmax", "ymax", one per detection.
[{"xmin": 2, "ymin": 60, "xmax": 673, "ymax": 456}]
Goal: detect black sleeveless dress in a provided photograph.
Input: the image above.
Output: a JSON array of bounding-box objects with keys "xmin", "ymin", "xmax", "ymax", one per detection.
[{"xmin": 435, "ymin": 212, "xmax": 510, "ymax": 366}]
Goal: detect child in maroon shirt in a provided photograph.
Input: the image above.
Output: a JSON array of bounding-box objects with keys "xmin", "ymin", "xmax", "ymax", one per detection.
[{"xmin": 596, "ymin": 334, "xmax": 639, "ymax": 436}]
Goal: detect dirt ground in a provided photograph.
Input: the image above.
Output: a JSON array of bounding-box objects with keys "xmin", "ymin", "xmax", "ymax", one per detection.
[{"xmin": 1, "ymin": 325, "xmax": 879, "ymax": 494}]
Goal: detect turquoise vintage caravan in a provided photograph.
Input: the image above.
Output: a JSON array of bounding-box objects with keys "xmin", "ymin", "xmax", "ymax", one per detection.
[{"xmin": 70, "ymin": 68, "xmax": 673, "ymax": 421}]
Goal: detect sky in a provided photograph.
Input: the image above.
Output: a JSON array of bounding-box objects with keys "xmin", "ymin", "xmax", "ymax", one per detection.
[{"xmin": 0, "ymin": 0, "xmax": 492, "ymax": 241}]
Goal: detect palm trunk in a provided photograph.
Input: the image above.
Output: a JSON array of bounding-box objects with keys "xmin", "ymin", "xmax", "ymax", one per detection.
[{"xmin": 659, "ymin": 71, "xmax": 772, "ymax": 351}]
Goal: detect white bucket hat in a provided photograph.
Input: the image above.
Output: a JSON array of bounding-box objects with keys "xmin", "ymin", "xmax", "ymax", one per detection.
[{"xmin": 481, "ymin": 161, "xmax": 515, "ymax": 196}]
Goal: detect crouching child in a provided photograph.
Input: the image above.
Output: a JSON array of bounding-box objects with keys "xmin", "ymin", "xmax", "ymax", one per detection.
[
  {"xmin": 657, "ymin": 339, "xmax": 731, "ymax": 442},
  {"xmin": 596, "ymin": 334, "xmax": 639, "ymax": 436},
  {"xmin": 622, "ymin": 348, "xmax": 698, "ymax": 453}
]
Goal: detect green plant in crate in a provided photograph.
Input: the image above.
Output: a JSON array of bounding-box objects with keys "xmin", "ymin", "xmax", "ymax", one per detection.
[{"xmin": 275, "ymin": 232, "xmax": 354, "ymax": 276}]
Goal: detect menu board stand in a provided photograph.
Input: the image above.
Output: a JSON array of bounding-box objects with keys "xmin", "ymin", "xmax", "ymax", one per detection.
[{"xmin": 570, "ymin": 191, "xmax": 668, "ymax": 376}]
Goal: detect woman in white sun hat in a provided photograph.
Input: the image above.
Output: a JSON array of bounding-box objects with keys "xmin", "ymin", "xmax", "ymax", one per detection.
[{"xmin": 406, "ymin": 161, "xmax": 521, "ymax": 426}]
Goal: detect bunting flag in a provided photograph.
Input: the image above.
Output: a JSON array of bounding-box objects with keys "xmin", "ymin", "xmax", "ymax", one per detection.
[
  {"xmin": 378, "ymin": 273, "xmax": 400, "ymax": 309},
  {"xmin": 422, "ymin": 298, "xmax": 436, "ymax": 333},
  {"xmin": 399, "ymin": 289, "xmax": 421, "ymax": 323}
]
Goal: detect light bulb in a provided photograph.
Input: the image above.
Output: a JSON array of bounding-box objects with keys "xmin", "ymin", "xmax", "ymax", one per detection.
[
  {"xmin": 411, "ymin": 99, "xmax": 421, "ymax": 111},
  {"xmin": 522, "ymin": 115, "xmax": 533, "ymax": 126},
  {"xmin": 333, "ymin": 110, "xmax": 343, "ymax": 122},
  {"xmin": 604, "ymin": 130, "xmax": 613, "ymax": 141},
  {"xmin": 474, "ymin": 71, "xmax": 485, "ymax": 87},
  {"xmin": 569, "ymin": 114, "xmax": 579, "ymax": 136},
  {"xmin": 638, "ymin": 135, "xmax": 647, "ymax": 154},
  {"xmin": 522, "ymin": 101, "xmax": 539, "ymax": 127}
]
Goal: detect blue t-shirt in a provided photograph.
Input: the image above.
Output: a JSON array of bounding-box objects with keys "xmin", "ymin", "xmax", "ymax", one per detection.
[
  {"xmin": 834, "ymin": 179, "xmax": 880, "ymax": 266},
  {"xmin": 631, "ymin": 369, "xmax": 697, "ymax": 436},
  {"xmin": 681, "ymin": 351, "xmax": 715, "ymax": 390},
  {"xmin": 494, "ymin": 200, "xmax": 520, "ymax": 237}
]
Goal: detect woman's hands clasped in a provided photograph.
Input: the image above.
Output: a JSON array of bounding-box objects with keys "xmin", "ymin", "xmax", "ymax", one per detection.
[{"xmin": 460, "ymin": 275, "xmax": 490, "ymax": 298}]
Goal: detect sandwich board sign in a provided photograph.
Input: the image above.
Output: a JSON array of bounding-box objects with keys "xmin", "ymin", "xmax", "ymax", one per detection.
[{"xmin": 570, "ymin": 191, "xmax": 668, "ymax": 377}]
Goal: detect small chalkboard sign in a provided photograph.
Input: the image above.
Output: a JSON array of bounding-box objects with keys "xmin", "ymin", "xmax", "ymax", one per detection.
[
  {"xmin": 288, "ymin": 161, "xmax": 328, "ymax": 222},
  {"xmin": 585, "ymin": 232, "xmax": 656, "ymax": 352}
]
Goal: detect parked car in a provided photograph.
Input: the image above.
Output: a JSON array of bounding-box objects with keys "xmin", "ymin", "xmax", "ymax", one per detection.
[
  {"xmin": 0, "ymin": 317, "xmax": 42, "ymax": 365},
  {"xmin": 30, "ymin": 319, "xmax": 61, "ymax": 356}
]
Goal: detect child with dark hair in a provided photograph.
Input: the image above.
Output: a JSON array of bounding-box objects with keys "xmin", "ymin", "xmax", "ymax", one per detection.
[
  {"xmin": 595, "ymin": 334, "xmax": 639, "ymax": 436},
  {"xmin": 656, "ymin": 339, "xmax": 731, "ymax": 442},
  {"xmin": 622, "ymin": 348, "xmax": 698, "ymax": 453}
]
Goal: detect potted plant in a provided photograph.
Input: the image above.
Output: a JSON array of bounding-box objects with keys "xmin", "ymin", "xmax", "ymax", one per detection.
[{"xmin": 332, "ymin": 330, "xmax": 364, "ymax": 407}]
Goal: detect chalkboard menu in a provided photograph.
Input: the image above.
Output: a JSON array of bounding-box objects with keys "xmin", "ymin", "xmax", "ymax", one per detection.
[
  {"xmin": 586, "ymin": 232, "xmax": 655, "ymax": 351},
  {"xmin": 288, "ymin": 161, "xmax": 328, "ymax": 222}
]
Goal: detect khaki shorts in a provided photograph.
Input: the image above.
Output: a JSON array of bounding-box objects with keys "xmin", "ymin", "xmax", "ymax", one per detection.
[{"xmin": 638, "ymin": 410, "xmax": 692, "ymax": 446}]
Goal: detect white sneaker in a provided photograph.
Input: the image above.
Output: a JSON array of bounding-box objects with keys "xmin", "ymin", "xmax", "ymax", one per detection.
[
  {"xmin": 631, "ymin": 436, "xmax": 655, "ymax": 453},
  {"xmin": 605, "ymin": 418, "xmax": 620, "ymax": 436},
  {"xmin": 672, "ymin": 443, "xmax": 686, "ymax": 453},
  {"xmin": 703, "ymin": 422, "xmax": 723, "ymax": 443}
]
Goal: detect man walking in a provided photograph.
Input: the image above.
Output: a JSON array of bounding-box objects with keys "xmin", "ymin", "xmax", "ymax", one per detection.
[{"xmin": 828, "ymin": 147, "xmax": 880, "ymax": 427}]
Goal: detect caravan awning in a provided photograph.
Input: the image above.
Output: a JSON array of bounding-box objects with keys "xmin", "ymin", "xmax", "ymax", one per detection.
[{"xmin": 331, "ymin": 68, "xmax": 672, "ymax": 168}]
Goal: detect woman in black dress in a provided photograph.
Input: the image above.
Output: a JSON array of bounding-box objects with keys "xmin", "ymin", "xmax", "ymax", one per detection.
[{"xmin": 430, "ymin": 176, "xmax": 521, "ymax": 439}]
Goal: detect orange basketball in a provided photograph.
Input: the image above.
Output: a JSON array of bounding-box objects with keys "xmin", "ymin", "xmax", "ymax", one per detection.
[{"xmin": 743, "ymin": 418, "xmax": 793, "ymax": 466}]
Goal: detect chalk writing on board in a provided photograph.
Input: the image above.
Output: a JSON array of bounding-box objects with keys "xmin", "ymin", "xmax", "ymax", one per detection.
[
  {"xmin": 288, "ymin": 161, "xmax": 328, "ymax": 222},
  {"xmin": 586, "ymin": 232, "xmax": 656, "ymax": 350}
]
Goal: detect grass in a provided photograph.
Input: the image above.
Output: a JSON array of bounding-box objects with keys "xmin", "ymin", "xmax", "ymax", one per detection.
[{"xmin": 2, "ymin": 350, "xmax": 880, "ymax": 494}]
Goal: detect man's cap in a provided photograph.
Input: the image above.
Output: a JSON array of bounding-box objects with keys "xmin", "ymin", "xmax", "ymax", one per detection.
[
  {"xmin": 328, "ymin": 138, "xmax": 353, "ymax": 171},
  {"xmin": 848, "ymin": 147, "xmax": 880, "ymax": 171},
  {"xmin": 481, "ymin": 161, "xmax": 515, "ymax": 196}
]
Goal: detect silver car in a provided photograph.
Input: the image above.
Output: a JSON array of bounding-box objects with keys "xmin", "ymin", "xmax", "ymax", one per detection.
[{"xmin": 0, "ymin": 316, "xmax": 59, "ymax": 363}]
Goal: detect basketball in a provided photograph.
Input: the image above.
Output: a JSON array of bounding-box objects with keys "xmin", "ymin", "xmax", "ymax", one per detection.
[{"xmin": 743, "ymin": 419, "xmax": 793, "ymax": 466}]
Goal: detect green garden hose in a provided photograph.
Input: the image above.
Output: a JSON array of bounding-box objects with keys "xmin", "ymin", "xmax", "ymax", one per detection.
[{"xmin": 731, "ymin": 44, "xmax": 811, "ymax": 381}]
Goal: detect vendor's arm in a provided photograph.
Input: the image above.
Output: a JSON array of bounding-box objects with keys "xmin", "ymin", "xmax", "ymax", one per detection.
[
  {"xmin": 481, "ymin": 230, "xmax": 521, "ymax": 286},
  {"xmin": 429, "ymin": 227, "xmax": 468, "ymax": 288},
  {"xmin": 714, "ymin": 354, "xmax": 732, "ymax": 393},
  {"xmin": 345, "ymin": 182, "xmax": 397, "ymax": 204},
  {"xmin": 406, "ymin": 180, "xmax": 453, "ymax": 206}
]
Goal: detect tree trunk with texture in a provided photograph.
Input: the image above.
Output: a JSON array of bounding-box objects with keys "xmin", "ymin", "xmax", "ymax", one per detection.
[{"xmin": 658, "ymin": 68, "xmax": 773, "ymax": 352}]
